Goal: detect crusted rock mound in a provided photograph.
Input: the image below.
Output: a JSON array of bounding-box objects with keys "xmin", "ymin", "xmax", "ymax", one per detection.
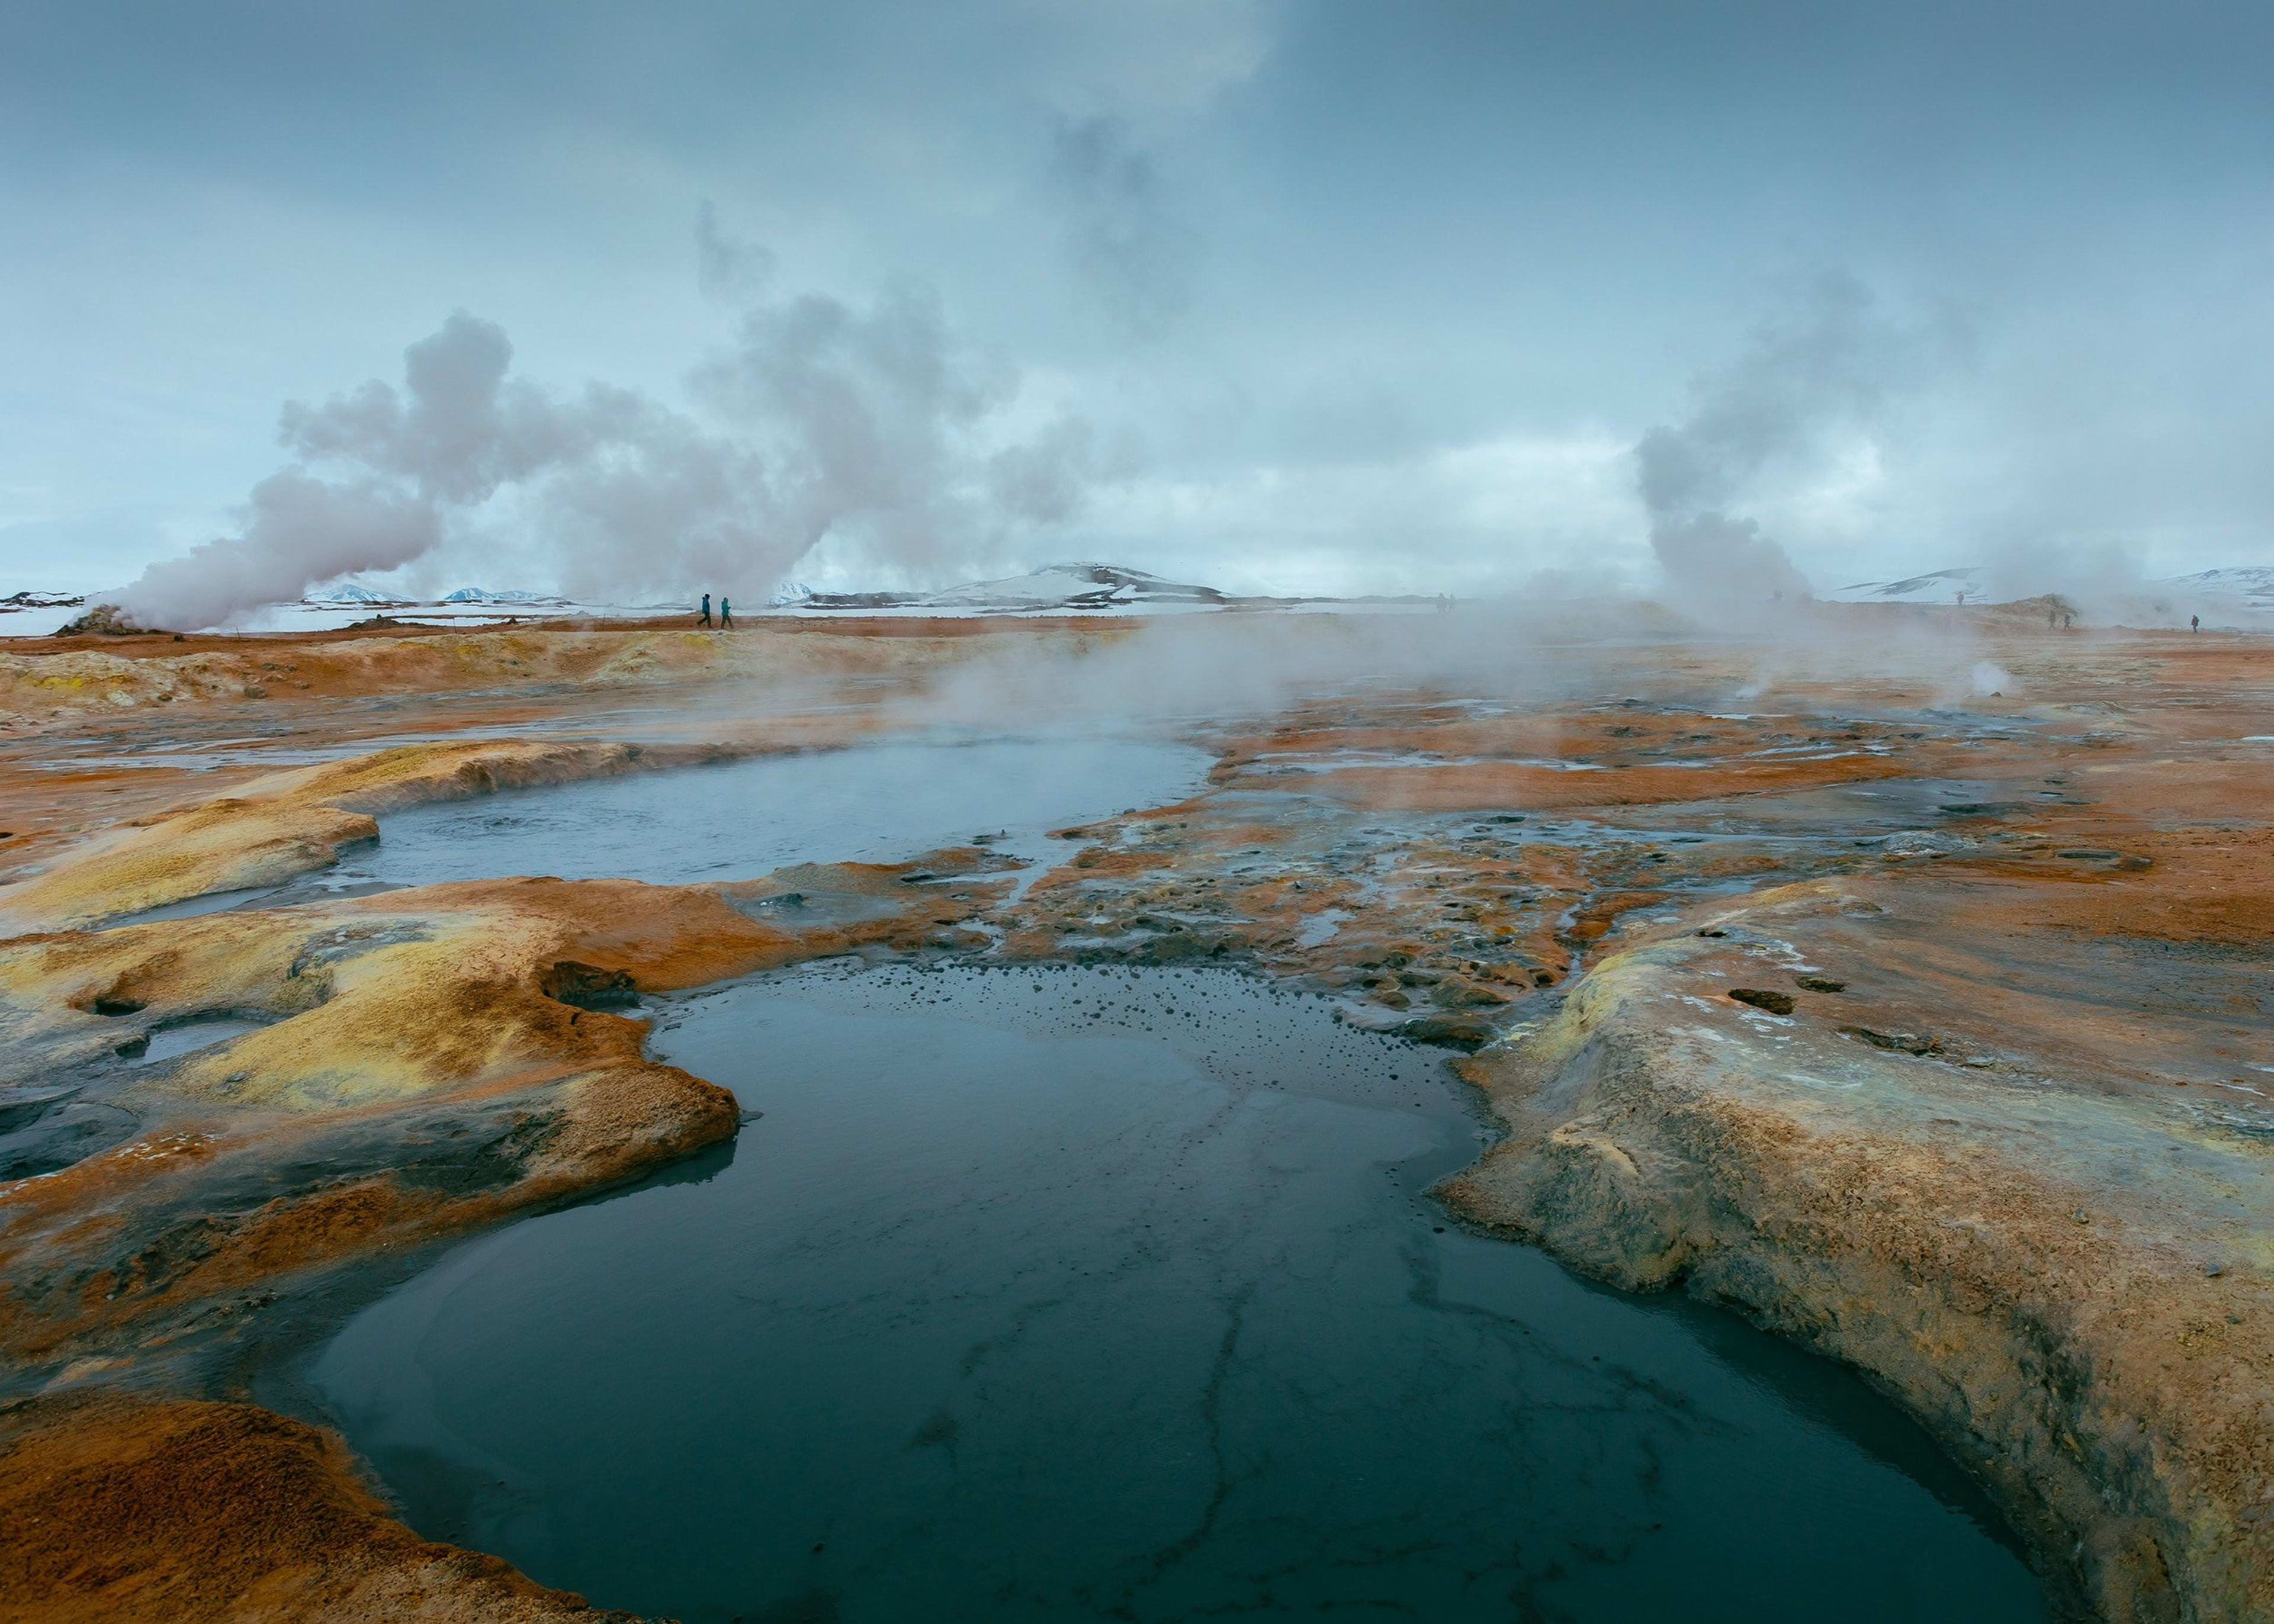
[
  {"xmin": 0, "ymin": 1394, "xmax": 641, "ymax": 1621},
  {"xmin": 1444, "ymin": 881, "xmax": 2274, "ymax": 1624}
]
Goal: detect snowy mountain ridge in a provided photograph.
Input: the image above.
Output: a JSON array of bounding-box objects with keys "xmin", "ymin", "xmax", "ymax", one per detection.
[
  {"xmin": 782, "ymin": 561, "xmax": 1229, "ymax": 613},
  {"xmin": 2163, "ymin": 567, "xmax": 2274, "ymax": 607},
  {"xmin": 1828, "ymin": 564, "xmax": 2274, "ymax": 613},
  {"xmin": 1825, "ymin": 568, "xmax": 1987, "ymax": 604},
  {"xmin": 439, "ymin": 587, "xmax": 570, "ymax": 605}
]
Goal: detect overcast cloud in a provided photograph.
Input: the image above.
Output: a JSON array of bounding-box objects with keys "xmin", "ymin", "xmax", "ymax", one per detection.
[{"xmin": 4, "ymin": 0, "xmax": 2270, "ymax": 603}]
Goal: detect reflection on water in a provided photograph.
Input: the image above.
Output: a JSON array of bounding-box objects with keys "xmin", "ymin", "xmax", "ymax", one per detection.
[
  {"xmin": 307, "ymin": 964, "xmax": 2042, "ymax": 1623},
  {"xmin": 131, "ymin": 1017, "xmax": 268, "ymax": 1065},
  {"xmin": 106, "ymin": 735, "xmax": 1215, "ymax": 925},
  {"xmin": 358, "ymin": 735, "xmax": 1215, "ymax": 888}
]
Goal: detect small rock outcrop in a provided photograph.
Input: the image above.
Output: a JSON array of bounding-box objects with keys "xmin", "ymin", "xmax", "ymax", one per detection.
[{"xmin": 53, "ymin": 603, "xmax": 152, "ymax": 637}]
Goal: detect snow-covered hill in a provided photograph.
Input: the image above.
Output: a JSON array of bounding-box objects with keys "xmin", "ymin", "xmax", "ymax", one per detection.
[
  {"xmin": 1825, "ymin": 567, "xmax": 1987, "ymax": 604},
  {"xmin": 1817, "ymin": 562, "xmax": 2274, "ymax": 626},
  {"xmin": 923, "ymin": 562, "xmax": 1225, "ymax": 609},
  {"xmin": 304, "ymin": 582, "xmax": 399, "ymax": 604},
  {"xmin": 439, "ymin": 587, "xmax": 571, "ymax": 606},
  {"xmin": 2161, "ymin": 567, "xmax": 2274, "ymax": 611},
  {"xmin": 786, "ymin": 561, "xmax": 1229, "ymax": 614},
  {"xmin": 0, "ymin": 591, "xmax": 87, "ymax": 635}
]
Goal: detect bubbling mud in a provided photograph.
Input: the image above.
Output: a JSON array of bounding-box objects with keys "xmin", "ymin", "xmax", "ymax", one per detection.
[{"xmin": 291, "ymin": 963, "xmax": 2044, "ymax": 1624}]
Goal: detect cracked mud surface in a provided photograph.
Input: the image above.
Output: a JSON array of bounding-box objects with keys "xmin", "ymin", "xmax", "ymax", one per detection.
[
  {"xmin": 294, "ymin": 962, "xmax": 2039, "ymax": 1622},
  {"xmin": 1, "ymin": 614, "xmax": 2270, "ymax": 1621}
]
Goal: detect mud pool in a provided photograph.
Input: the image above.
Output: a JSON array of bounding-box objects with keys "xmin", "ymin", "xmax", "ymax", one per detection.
[{"xmin": 293, "ymin": 963, "xmax": 2044, "ymax": 1623}]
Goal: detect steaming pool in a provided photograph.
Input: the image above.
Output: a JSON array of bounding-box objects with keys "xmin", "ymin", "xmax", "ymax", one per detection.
[{"xmin": 275, "ymin": 960, "xmax": 2044, "ymax": 1623}]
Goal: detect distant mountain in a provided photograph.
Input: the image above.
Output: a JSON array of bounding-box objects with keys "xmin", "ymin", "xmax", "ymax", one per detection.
[
  {"xmin": 305, "ymin": 582, "xmax": 397, "ymax": 604},
  {"xmin": 2, "ymin": 590, "xmax": 85, "ymax": 610},
  {"xmin": 1828, "ymin": 564, "xmax": 2274, "ymax": 616},
  {"xmin": 926, "ymin": 562, "xmax": 1225, "ymax": 609},
  {"xmin": 439, "ymin": 587, "xmax": 570, "ymax": 605},
  {"xmin": 790, "ymin": 561, "xmax": 1228, "ymax": 613},
  {"xmin": 1826, "ymin": 567, "xmax": 1987, "ymax": 604},
  {"xmin": 2160, "ymin": 567, "xmax": 2274, "ymax": 609}
]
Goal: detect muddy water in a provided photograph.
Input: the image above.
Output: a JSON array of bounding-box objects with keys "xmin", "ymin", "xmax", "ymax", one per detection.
[{"xmin": 303, "ymin": 964, "xmax": 2044, "ymax": 1623}]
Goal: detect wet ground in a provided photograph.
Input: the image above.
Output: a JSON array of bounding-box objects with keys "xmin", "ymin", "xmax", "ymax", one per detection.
[
  {"xmin": 291, "ymin": 962, "xmax": 2042, "ymax": 1624},
  {"xmin": 4, "ymin": 617, "xmax": 2270, "ymax": 1623}
]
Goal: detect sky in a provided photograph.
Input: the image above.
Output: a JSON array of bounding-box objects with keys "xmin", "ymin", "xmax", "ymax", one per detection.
[{"xmin": 4, "ymin": 1, "xmax": 2271, "ymax": 609}]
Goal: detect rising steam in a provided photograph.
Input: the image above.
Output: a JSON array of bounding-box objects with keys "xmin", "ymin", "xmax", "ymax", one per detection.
[
  {"xmin": 1633, "ymin": 272, "xmax": 1899, "ymax": 609},
  {"xmin": 1048, "ymin": 115, "xmax": 1196, "ymax": 340},
  {"xmin": 101, "ymin": 232, "xmax": 1099, "ymax": 629}
]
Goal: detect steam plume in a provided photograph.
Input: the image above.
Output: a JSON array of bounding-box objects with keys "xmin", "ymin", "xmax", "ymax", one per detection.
[
  {"xmin": 695, "ymin": 201, "xmax": 778, "ymax": 304},
  {"xmin": 110, "ymin": 475, "xmax": 444, "ymax": 634},
  {"xmin": 101, "ymin": 247, "xmax": 1096, "ymax": 628},
  {"xmin": 1049, "ymin": 115, "xmax": 1195, "ymax": 339},
  {"xmin": 1633, "ymin": 273, "xmax": 1893, "ymax": 607}
]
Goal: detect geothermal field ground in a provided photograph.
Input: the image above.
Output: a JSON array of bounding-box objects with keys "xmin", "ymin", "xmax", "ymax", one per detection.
[{"xmin": 0, "ymin": 604, "xmax": 2269, "ymax": 1623}]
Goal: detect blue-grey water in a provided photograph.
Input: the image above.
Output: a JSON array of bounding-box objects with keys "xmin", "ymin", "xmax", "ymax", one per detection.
[
  {"xmin": 112, "ymin": 735, "xmax": 1215, "ymax": 925},
  {"xmin": 360, "ymin": 735, "xmax": 1215, "ymax": 887},
  {"xmin": 303, "ymin": 962, "xmax": 2044, "ymax": 1623}
]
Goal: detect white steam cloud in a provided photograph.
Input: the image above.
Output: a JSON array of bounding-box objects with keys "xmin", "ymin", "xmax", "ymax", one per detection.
[
  {"xmin": 110, "ymin": 475, "xmax": 445, "ymax": 633},
  {"xmin": 1633, "ymin": 272, "xmax": 1900, "ymax": 609},
  {"xmin": 101, "ymin": 228, "xmax": 1099, "ymax": 629}
]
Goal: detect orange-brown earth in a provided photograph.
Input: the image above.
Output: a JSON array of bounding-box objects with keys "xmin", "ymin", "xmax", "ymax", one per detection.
[
  {"xmin": 0, "ymin": 1393, "xmax": 637, "ymax": 1622},
  {"xmin": 0, "ymin": 615, "xmax": 1133, "ymax": 736},
  {"xmin": 1, "ymin": 611, "xmax": 2270, "ymax": 1622}
]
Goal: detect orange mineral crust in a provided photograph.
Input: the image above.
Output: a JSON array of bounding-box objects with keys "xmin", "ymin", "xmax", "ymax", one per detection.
[
  {"xmin": 0, "ymin": 617, "xmax": 1139, "ymax": 734},
  {"xmin": 0, "ymin": 1394, "xmax": 643, "ymax": 1622},
  {"xmin": 0, "ymin": 858, "xmax": 1007, "ymax": 1369}
]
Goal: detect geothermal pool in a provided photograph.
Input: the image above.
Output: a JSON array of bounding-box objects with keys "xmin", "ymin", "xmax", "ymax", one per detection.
[
  {"xmin": 364, "ymin": 734, "xmax": 1215, "ymax": 889},
  {"xmin": 113, "ymin": 734, "xmax": 1217, "ymax": 923},
  {"xmin": 293, "ymin": 962, "xmax": 2044, "ymax": 1623}
]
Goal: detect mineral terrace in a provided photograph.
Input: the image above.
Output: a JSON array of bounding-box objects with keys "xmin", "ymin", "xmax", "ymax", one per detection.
[{"xmin": 0, "ymin": 610, "xmax": 2267, "ymax": 1623}]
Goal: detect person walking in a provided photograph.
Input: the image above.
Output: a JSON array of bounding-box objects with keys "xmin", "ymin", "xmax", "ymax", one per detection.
[
  {"xmin": 698, "ymin": 592, "xmax": 712, "ymax": 628},
  {"xmin": 2191, "ymin": 614, "xmax": 2201, "ymax": 633},
  {"xmin": 720, "ymin": 597, "xmax": 735, "ymax": 629}
]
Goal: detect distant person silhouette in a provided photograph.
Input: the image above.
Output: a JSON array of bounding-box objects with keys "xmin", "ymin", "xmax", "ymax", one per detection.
[
  {"xmin": 698, "ymin": 593, "xmax": 712, "ymax": 628},
  {"xmin": 720, "ymin": 597, "xmax": 734, "ymax": 628},
  {"xmin": 2192, "ymin": 614, "xmax": 2201, "ymax": 632}
]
